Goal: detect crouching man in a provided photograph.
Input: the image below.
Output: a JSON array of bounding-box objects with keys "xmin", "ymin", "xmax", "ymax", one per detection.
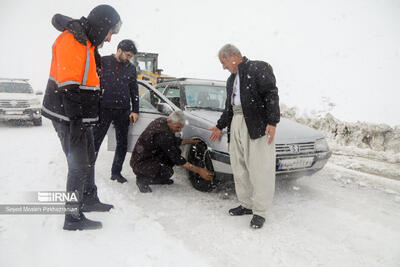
[{"xmin": 130, "ymin": 111, "xmax": 214, "ymax": 193}]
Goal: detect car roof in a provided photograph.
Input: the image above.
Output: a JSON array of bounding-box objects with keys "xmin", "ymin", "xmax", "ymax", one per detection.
[{"xmin": 157, "ymin": 78, "xmax": 226, "ymax": 87}]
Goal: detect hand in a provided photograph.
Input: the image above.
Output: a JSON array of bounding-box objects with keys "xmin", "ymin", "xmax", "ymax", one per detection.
[
  {"xmin": 129, "ymin": 112, "xmax": 139, "ymax": 123},
  {"xmin": 198, "ymin": 168, "xmax": 214, "ymax": 180},
  {"xmin": 265, "ymin": 124, "xmax": 276, "ymax": 145},
  {"xmin": 209, "ymin": 126, "xmax": 222, "ymax": 142},
  {"xmin": 70, "ymin": 119, "xmax": 83, "ymax": 145}
]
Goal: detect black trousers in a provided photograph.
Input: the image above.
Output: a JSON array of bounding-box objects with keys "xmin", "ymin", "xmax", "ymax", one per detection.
[
  {"xmin": 136, "ymin": 163, "xmax": 174, "ymax": 184},
  {"xmin": 93, "ymin": 108, "xmax": 130, "ymax": 175},
  {"xmin": 52, "ymin": 121, "xmax": 97, "ymax": 204}
]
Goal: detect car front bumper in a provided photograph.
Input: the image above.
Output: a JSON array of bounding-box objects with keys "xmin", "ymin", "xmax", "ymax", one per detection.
[
  {"xmin": 209, "ymin": 148, "xmax": 332, "ymax": 181},
  {"xmin": 0, "ymin": 108, "xmax": 41, "ymax": 121}
]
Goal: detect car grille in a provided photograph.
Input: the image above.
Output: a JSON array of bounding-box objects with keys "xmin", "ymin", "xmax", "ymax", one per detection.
[
  {"xmin": 275, "ymin": 142, "xmax": 315, "ymax": 155},
  {"xmin": 0, "ymin": 100, "xmax": 30, "ymax": 108}
]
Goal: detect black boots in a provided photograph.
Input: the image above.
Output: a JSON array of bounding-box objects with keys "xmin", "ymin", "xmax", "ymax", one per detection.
[
  {"xmin": 250, "ymin": 215, "xmax": 265, "ymax": 229},
  {"xmin": 136, "ymin": 180, "xmax": 152, "ymax": 193},
  {"xmin": 136, "ymin": 178, "xmax": 174, "ymax": 192},
  {"xmin": 150, "ymin": 178, "xmax": 174, "ymax": 185},
  {"xmin": 63, "ymin": 212, "xmax": 102, "ymax": 231},
  {"xmin": 63, "ymin": 188, "xmax": 112, "ymax": 230},
  {"xmin": 229, "ymin": 205, "xmax": 253, "ymax": 216},
  {"xmin": 81, "ymin": 190, "xmax": 114, "ymax": 212},
  {"xmin": 111, "ymin": 173, "xmax": 128, "ymax": 183}
]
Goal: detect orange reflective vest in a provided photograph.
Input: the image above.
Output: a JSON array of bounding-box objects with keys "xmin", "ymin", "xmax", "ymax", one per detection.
[
  {"xmin": 42, "ymin": 30, "xmax": 100, "ymax": 123},
  {"xmin": 49, "ymin": 30, "xmax": 99, "ymax": 90}
]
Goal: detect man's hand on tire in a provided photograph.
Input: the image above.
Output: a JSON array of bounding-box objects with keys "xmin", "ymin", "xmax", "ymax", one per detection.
[{"xmin": 199, "ymin": 168, "xmax": 214, "ymax": 180}]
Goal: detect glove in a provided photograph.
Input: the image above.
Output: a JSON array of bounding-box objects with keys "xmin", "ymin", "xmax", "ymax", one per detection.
[{"xmin": 70, "ymin": 119, "xmax": 83, "ymax": 145}]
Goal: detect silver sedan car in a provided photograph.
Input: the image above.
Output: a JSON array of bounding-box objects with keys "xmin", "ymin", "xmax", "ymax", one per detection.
[{"xmin": 108, "ymin": 78, "xmax": 332, "ymax": 192}]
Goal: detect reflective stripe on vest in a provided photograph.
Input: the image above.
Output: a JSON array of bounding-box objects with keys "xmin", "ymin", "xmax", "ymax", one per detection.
[
  {"xmin": 49, "ymin": 76, "xmax": 100, "ymax": 91},
  {"xmin": 82, "ymin": 46, "xmax": 90, "ymax": 86},
  {"xmin": 42, "ymin": 106, "xmax": 99, "ymax": 123}
]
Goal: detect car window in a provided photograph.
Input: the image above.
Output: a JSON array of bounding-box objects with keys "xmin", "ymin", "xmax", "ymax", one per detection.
[
  {"xmin": 138, "ymin": 83, "xmax": 169, "ymax": 114},
  {"xmin": 0, "ymin": 82, "xmax": 33, "ymax": 94},
  {"xmin": 184, "ymin": 85, "xmax": 226, "ymax": 110},
  {"xmin": 164, "ymin": 86, "xmax": 181, "ymax": 108},
  {"xmin": 155, "ymin": 85, "xmax": 167, "ymax": 94}
]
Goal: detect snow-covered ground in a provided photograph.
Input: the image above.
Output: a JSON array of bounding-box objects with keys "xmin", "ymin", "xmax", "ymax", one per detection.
[{"xmin": 1, "ymin": 119, "xmax": 400, "ymax": 267}]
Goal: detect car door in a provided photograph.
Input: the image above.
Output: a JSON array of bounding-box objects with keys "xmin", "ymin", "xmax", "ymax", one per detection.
[{"xmin": 107, "ymin": 81, "xmax": 176, "ymax": 152}]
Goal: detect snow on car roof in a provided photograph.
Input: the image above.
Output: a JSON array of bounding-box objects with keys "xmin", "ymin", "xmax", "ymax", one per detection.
[{"xmin": 159, "ymin": 78, "xmax": 226, "ymax": 87}]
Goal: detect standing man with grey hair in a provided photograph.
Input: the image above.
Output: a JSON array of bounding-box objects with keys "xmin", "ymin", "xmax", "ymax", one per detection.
[
  {"xmin": 130, "ymin": 111, "xmax": 214, "ymax": 193},
  {"xmin": 209, "ymin": 44, "xmax": 280, "ymax": 229}
]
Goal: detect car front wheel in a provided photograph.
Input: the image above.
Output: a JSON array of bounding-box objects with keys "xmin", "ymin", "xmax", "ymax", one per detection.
[{"xmin": 187, "ymin": 141, "xmax": 215, "ymax": 192}]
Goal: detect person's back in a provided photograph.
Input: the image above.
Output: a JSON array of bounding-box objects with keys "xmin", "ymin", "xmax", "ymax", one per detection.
[
  {"xmin": 130, "ymin": 112, "xmax": 213, "ymax": 193},
  {"xmin": 130, "ymin": 117, "xmax": 175, "ymax": 176}
]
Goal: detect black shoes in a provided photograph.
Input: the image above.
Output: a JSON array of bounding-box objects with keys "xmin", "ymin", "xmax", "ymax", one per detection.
[
  {"xmin": 229, "ymin": 205, "xmax": 253, "ymax": 216},
  {"xmin": 111, "ymin": 174, "xmax": 128, "ymax": 183},
  {"xmin": 63, "ymin": 213, "xmax": 102, "ymax": 231},
  {"xmin": 82, "ymin": 190, "xmax": 114, "ymax": 212},
  {"xmin": 82, "ymin": 201, "xmax": 114, "ymax": 212},
  {"xmin": 136, "ymin": 177, "xmax": 173, "ymax": 192},
  {"xmin": 136, "ymin": 181, "xmax": 152, "ymax": 193},
  {"xmin": 250, "ymin": 215, "xmax": 265, "ymax": 229},
  {"xmin": 150, "ymin": 179, "xmax": 174, "ymax": 185}
]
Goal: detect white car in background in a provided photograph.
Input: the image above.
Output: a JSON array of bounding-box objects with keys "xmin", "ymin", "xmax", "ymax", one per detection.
[{"xmin": 0, "ymin": 78, "xmax": 42, "ymax": 126}]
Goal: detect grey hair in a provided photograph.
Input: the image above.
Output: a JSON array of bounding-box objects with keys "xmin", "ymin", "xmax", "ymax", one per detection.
[
  {"xmin": 168, "ymin": 110, "xmax": 186, "ymax": 124},
  {"xmin": 218, "ymin": 44, "xmax": 242, "ymax": 58}
]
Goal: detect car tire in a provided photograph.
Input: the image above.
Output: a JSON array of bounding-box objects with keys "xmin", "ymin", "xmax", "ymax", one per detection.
[
  {"xmin": 187, "ymin": 141, "xmax": 215, "ymax": 192},
  {"xmin": 33, "ymin": 117, "xmax": 42, "ymax": 126}
]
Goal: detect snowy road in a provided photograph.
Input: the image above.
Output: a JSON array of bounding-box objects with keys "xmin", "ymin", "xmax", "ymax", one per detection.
[{"xmin": 1, "ymin": 120, "xmax": 399, "ymax": 267}]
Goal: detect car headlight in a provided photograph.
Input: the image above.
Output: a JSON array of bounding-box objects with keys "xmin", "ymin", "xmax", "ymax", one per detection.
[
  {"xmin": 29, "ymin": 99, "xmax": 41, "ymax": 105},
  {"xmin": 315, "ymin": 138, "xmax": 329, "ymax": 152}
]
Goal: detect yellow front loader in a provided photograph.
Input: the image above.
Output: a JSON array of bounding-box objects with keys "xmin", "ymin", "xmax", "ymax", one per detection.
[{"xmin": 130, "ymin": 52, "xmax": 174, "ymax": 85}]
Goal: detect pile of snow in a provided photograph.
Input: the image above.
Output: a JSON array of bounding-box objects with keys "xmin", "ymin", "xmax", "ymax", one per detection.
[{"xmin": 281, "ymin": 104, "xmax": 400, "ymax": 164}]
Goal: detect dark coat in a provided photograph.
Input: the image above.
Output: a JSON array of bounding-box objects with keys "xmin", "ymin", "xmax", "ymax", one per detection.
[
  {"xmin": 100, "ymin": 55, "xmax": 139, "ymax": 113},
  {"xmin": 130, "ymin": 117, "xmax": 186, "ymax": 178},
  {"xmin": 216, "ymin": 57, "xmax": 280, "ymax": 141}
]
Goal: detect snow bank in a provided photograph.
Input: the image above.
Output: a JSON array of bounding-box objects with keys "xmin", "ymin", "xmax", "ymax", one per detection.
[{"xmin": 281, "ymin": 104, "xmax": 400, "ymax": 163}]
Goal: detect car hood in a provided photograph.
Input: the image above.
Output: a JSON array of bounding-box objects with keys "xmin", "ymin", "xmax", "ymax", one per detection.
[
  {"xmin": 0, "ymin": 93, "xmax": 36, "ymax": 100},
  {"xmin": 188, "ymin": 109, "xmax": 325, "ymax": 143},
  {"xmin": 188, "ymin": 109, "xmax": 223, "ymax": 125}
]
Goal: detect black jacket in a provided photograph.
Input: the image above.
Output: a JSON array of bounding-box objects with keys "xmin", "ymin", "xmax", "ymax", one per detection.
[
  {"xmin": 100, "ymin": 55, "xmax": 139, "ymax": 113},
  {"xmin": 130, "ymin": 117, "xmax": 186, "ymax": 177},
  {"xmin": 216, "ymin": 57, "xmax": 280, "ymax": 141}
]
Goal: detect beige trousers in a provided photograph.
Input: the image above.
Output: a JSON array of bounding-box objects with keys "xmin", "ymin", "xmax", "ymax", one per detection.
[{"xmin": 229, "ymin": 113, "xmax": 276, "ymax": 218}]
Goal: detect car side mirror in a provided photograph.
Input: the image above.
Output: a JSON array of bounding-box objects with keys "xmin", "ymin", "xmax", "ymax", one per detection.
[
  {"xmin": 157, "ymin": 103, "xmax": 173, "ymax": 115},
  {"xmin": 35, "ymin": 91, "xmax": 43, "ymax": 95}
]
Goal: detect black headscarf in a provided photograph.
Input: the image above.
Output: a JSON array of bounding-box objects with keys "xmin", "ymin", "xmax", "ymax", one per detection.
[{"xmin": 86, "ymin": 5, "xmax": 121, "ymax": 47}]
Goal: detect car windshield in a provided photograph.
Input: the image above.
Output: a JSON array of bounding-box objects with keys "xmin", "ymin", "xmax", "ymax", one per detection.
[
  {"xmin": 185, "ymin": 85, "xmax": 226, "ymax": 111},
  {"xmin": 0, "ymin": 82, "xmax": 33, "ymax": 93}
]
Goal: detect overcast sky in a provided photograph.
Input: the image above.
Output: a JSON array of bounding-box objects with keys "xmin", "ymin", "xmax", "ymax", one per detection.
[{"xmin": 1, "ymin": 0, "xmax": 399, "ymax": 126}]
